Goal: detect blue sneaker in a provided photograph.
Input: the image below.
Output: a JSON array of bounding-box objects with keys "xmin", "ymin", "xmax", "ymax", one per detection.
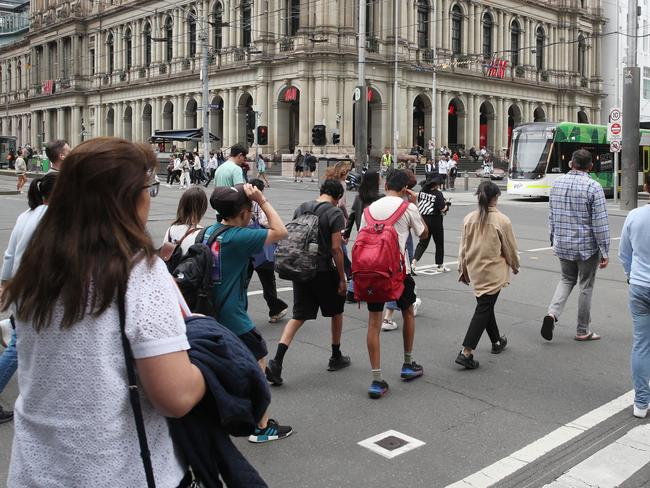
[
  {"xmin": 368, "ymin": 380, "xmax": 389, "ymax": 399},
  {"xmin": 400, "ymin": 361, "xmax": 424, "ymax": 381},
  {"xmin": 248, "ymin": 419, "xmax": 293, "ymax": 443}
]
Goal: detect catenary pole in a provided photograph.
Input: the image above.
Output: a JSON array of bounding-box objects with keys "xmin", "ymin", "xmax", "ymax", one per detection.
[
  {"xmin": 392, "ymin": 0, "xmax": 398, "ymax": 162},
  {"xmin": 354, "ymin": 0, "xmax": 367, "ymax": 170},
  {"xmin": 201, "ymin": 5, "xmax": 210, "ymax": 162},
  {"xmin": 431, "ymin": 1, "xmax": 437, "ymax": 158},
  {"xmin": 621, "ymin": 0, "xmax": 640, "ymax": 210}
]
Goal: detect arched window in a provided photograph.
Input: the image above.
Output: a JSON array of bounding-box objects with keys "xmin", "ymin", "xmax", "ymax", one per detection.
[
  {"xmin": 16, "ymin": 60, "xmax": 21, "ymax": 90},
  {"xmin": 451, "ymin": 5, "xmax": 462, "ymax": 55},
  {"xmin": 125, "ymin": 27, "xmax": 132, "ymax": 70},
  {"xmin": 482, "ymin": 12, "xmax": 493, "ymax": 58},
  {"xmin": 511, "ymin": 20, "xmax": 520, "ymax": 66},
  {"xmin": 287, "ymin": 0, "xmax": 300, "ymax": 36},
  {"xmin": 213, "ymin": 2, "xmax": 223, "ymax": 50},
  {"xmin": 417, "ymin": 0, "xmax": 429, "ymax": 49},
  {"xmin": 241, "ymin": 0, "xmax": 252, "ymax": 47},
  {"xmin": 187, "ymin": 12, "xmax": 197, "ymax": 57},
  {"xmin": 536, "ymin": 27, "xmax": 545, "ymax": 71},
  {"xmin": 143, "ymin": 22, "xmax": 152, "ymax": 67},
  {"xmin": 366, "ymin": 0, "xmax": 376, "ymax": 37},
  {"xmin": 106, "ymin": 32, "xmax": 114, "ymax": 73},
  {"xmin": 578, "ymin": 34, "xmax": 586, "ymax": 77},
  {"xmin": 165, "ymin": 17, "xmax": 173, "ymax": 62}
]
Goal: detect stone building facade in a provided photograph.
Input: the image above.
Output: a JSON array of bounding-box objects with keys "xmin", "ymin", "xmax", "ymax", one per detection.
[{"xmin": 0, "ymin": 0, "xmax": 605, "ymax": 158}]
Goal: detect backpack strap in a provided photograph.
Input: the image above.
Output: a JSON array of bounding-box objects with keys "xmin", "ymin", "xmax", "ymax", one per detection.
[
  {"xmin": 364, "ymin": 200, "xmax": 410, "ymax": 228},
  {"xmin": 176, "ymin": 226, "xmax": 198, "ymax": 246},
  {"xmin": 204, "ymin": 224, "xmax": 233, "ymax": 246}
]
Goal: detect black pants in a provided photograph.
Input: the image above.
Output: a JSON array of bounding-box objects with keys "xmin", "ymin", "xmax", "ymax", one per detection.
[
  {"xmin": 413, "ymin": 214, "xmax": 444, "ymax": 265},
  {"xmin": 255, "ymin": 263, "xmax": 288, "ymax": 316},
  {"xmin": 167, "ymin": 170, "xmax": 181, "ymax": 184},
  {"xmin": 205, "ymin": 168, "xmax": 216, "ymax": 187},
  {"xmin": 462, "ymin": 291, "xmax": 501, "ymax": 350}
]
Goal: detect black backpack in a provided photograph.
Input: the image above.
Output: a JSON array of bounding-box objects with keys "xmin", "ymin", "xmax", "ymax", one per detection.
[
  {"xmin": 172, "ymin": 225, "xmax": 231, "ymax": 316},
  {"xmin": 159, "ymin": 226, "xmax": 197, "ymax": 274}
]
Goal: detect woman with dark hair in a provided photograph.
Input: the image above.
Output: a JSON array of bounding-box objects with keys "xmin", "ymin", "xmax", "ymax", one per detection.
[
  {"xmin": 343, "ymin": 171, "xmax": 382, "ymax": 302},
  {"xmin": 162, "ymin": 186, "xmax": 208, "ymax": 256},
  {"xmin": 0, "ymin": 172, "xmax": 58, "ymax": 424},
  {"xmin": 2, "ymin": 137, "xmax": 204, "ymax": 487},
  {"xmin": 456, "ymin": 181, "xmax": 519, "ymax": 369}
]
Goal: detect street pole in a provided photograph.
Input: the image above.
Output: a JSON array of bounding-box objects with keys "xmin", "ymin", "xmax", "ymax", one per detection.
[
  {"xmin": 392, "ymin": 0, "xmax": 398, "ymax": 163},
  {"xmin": 354, "ymin": 0, "xmax": 367, "ymax": 171},
  {"xmin": 621, "ymin": 0, "xmax": 640, "ymax": 210},
  {"xmin": 201, "ymin": 6, "xmax": 210, "ymax": 162},
  {"xmin": 255, "ymin": 110, "xmax": 260, "ymax": 163},
  {"xmin": 431, "ymin": 2, "xmax": 437, "ymax": 160}
]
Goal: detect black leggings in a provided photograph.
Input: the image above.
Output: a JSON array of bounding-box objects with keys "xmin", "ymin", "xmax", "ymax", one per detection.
[
  {"xmin": 413, "ymin": 214, "xmax": 444, "ymax": 265},
  {"xmin": 462, "ymin": 292, "xmax": 501, "ymax": 350},
  {"xmin": 255, "ymin": 263, "xmax": 288, "ymax": 316}
]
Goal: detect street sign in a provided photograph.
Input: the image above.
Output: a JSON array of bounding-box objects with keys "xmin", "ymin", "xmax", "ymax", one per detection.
[
  {"xmin": 610, "ymin": 140, "xmax": 621, "ymax": 152},
  {"xmin": 609, "ymin": 107, "xmax": 622, "ymax": 122},
  {"xmin": 353, "ymin": 87, "xmax": 361, "ymax": 101},
  {"xmin": 608, "ymin": 122, "xmax": 622, "ymax": 141}
]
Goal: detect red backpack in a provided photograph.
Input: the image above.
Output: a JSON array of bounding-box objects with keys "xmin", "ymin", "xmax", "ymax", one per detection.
[{"xmin": 352, "ymin": 200, "xmax": 410, "ymax": 303}]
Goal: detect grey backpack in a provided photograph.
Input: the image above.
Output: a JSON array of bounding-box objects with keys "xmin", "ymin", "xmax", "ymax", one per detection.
[{"xmin": 275, "ymin": 201, "xmax": 327, "ymax": 281}]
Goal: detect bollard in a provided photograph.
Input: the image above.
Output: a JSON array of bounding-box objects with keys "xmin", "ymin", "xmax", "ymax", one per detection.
[{"xmin": 463, "ymin": 171, "xmax": 469, "ymax": 191}]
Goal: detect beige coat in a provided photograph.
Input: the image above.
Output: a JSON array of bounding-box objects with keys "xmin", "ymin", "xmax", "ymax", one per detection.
[{"xmin": 458, "ymin": 207, "xmax": 520, "ymax": 297}]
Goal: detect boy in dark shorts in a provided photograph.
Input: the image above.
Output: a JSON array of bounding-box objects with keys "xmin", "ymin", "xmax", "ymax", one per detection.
[
  {"xmin": 361, "ymin": 170, "xmax": 428, "ymax": 399},
  {"xmin": 207, "ymin": 183, "xmax": 293, "ymax": 443},
  {"xmin": 266, "ymin": 180, "xmax": 350, "ymax": 385}
]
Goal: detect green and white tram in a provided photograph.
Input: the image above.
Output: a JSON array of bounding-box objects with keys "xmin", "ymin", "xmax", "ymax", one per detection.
[{"xmin": 507, "ymin": 122, "xmax": 650, "ymax": 197}]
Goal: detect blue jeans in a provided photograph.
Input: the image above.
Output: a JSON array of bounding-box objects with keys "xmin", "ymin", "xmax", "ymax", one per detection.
[
  {"xmin": 0, "ymin": 329, "xmax": 17, "ymax": 393},
  {"xmin": 630, "ymin": 284, "xmax": 650, "ymax": 408}
]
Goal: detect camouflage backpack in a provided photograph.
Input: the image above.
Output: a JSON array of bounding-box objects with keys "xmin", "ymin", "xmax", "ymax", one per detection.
[{"xmin": 274, "ymin": 201, "xmax": 327, "ymax": 281}]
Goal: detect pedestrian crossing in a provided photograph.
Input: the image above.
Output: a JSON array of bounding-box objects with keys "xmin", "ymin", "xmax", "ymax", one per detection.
[{"xmin": 446, "ymin": 390, "xmax": 650, "ymax": 488}]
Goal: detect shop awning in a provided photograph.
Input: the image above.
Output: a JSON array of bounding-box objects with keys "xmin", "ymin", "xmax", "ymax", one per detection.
[{"xmin": 149, "ymin": 128, "xmax": 220, "ymax": 143}]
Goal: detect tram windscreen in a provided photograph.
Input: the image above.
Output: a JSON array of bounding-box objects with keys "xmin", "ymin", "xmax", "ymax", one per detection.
[{"xmin": 510, "ymin": 129, "xmax": 553, "ymax": 178}]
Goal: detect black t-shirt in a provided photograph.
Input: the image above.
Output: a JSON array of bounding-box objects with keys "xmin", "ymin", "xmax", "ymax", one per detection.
[
  {"xmin": 294, "ymin": 200, "xmax": 345, "ymax": 271},
  {"xmin": 417, "ymin": 188, "xmax": 446, "ymax": 216}
]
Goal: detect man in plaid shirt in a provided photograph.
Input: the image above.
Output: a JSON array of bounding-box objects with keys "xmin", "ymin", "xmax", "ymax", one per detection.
[{"xmin": 541, "ymin": 149, "xmax": 610, "ymax": 342}]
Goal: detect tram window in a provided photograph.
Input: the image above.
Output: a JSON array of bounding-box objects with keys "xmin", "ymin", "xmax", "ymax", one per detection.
[{"xmin": 548, "ymin": 144, "xmax": 561, "ymax": 173}]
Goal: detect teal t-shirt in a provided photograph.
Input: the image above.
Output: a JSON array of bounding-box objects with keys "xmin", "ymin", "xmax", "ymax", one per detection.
[
  {"xmin": 206, "ymin": 223, "xmax": 268, "ymax": 336},
  {"xmin": 214, "ymin": 160, "xmax": 245, "ymax": 187}
]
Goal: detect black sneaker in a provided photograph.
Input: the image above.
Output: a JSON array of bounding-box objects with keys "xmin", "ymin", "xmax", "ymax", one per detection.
[
  {"xmin": 248, "ymin": 418, "xmax": 293, "ymax": 443},
  {"xmin": 400, "ymin": 361, "xmax": 424, "ymax": 380},
  {"xmin": 491, "ymin": 336, "xmax": 508, "ymax": 354},
  {"xmin": 455, "ymin": 351, "xmax": 479, "ymax": 369},
  {"xmin": 328, "ymin": 354, "xmax": 351, "ymax": 371},
  {"xmin": 265, "ymin": 359, "xmax": 284, "ymax": 386},
  {"xmin": 346, "ymin": 291, "xmax": 356, "ymax": 304},
  {"xmin": 541, "ymin": 314, "xmax": 555, "ymax": 341},
  {"xmin": 0, "ymin": 405, "xmax": 13, "ymax": 424},
  {"xmin": 368, "ymin": 379, "xmax": 389, "ymax": 399}
]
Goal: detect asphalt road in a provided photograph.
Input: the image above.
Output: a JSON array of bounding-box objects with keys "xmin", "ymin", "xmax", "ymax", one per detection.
[{"xmin": 0, "ymin": 174, "xmax": 647, "ymax": 487}]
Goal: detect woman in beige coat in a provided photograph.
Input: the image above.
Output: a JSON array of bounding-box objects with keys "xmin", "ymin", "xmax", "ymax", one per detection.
[{"xmin": 456, "ymin": 181, "xmax": 520, "ymax": 369}]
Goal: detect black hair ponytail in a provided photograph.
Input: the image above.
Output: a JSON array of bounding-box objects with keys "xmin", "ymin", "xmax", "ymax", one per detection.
[
  {"xmin": 476, "ymin": 180, "xmax": 501, "ymax": 228},
  {"xmin": 27, "ymin": 173, "xmax": 58, "ymax": 210}
]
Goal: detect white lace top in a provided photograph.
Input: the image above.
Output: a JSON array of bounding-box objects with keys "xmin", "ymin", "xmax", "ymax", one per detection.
[{"xmin": 9, "ymin": 258, "xmax": 190, "ymax": 488}]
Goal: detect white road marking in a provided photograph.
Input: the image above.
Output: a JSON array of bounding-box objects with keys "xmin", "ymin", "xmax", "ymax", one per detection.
[
  {"xmin": 358, "ymin": 430, "xmax": 426, "ymax": 459},
  {"xmin": 445, "ymin": 390, "xmax": 635, "ymax": 488},
  {"xmin": 247, "ymin": 286, "xmax": 292, "ymax": 296},
  {"xmin": 543, "ymin": 424, "xmax": 650, "ymax": 488}
]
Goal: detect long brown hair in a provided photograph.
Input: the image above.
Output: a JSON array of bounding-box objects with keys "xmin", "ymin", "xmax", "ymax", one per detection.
[
  {"xmin": 324, "ymin": 161, "xmax": 351, "ymax": 181},
  {"xmin": 476, "ymin": 180, "xmax": 501, "ymax": 228},
  {"xmin": 2, "ymin": 137, "xmax": 157, "ymax": 330},
  {"xmin": 172, "ymin": 187, "xmax": 208, "ymax": 226}
]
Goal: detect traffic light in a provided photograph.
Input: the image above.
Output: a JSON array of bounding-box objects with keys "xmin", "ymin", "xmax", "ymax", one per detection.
[
  {"xmin": 312, "ymin": 125, "xmax": 326, "ymax": 146},
  {"xmin": 332, "ymin": 131, "xmax": 340, "ymax": 145},
  {"xmin": 257, "ymin": 125, "xmax": 268, "ymax": 145},
  {"xmin": 247, "ymin": 130, "xmax": 254, "ymax": 145}
]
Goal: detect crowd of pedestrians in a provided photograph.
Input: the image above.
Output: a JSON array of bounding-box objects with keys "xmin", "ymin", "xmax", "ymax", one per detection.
[{"xmin": 0, "ymin": 138, "xmax": 648, "ymax": 486}]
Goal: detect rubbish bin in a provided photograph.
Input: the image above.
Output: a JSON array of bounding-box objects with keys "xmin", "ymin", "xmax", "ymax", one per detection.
[{"xmin": 41, "ymin": 157, "xmax": 49, "ymax": 173}]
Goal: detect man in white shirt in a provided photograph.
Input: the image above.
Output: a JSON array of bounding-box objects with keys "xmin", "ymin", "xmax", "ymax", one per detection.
[
  {"xmin": 437, "ymin": 156, "xmax": 449, "ymax": 190},
  {"xmin": 358, "ymin": 170, "xmax": 428, "ymax": 399},
  {"xmin": 204, "ymin": 152, "xmax": 219, "ymax": 187}
]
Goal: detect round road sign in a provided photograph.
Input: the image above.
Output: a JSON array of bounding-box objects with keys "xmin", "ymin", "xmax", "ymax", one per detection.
[
  {"xmin": 610, "ymin": 140, "xmax": 621, "ymax": 152},
  {"xmin": 610, "ymin": 122, "xmax": 622, "ymax": 135},
  {"xmin": 609, "ymin": 108, "xmax": 622, "ymax": 122}
]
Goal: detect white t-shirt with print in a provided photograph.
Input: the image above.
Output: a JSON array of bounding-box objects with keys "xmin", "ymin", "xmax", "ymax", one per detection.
[
  {"xmin": 360, "ymin": 195, "xmax": 426, "ymax": 272},
  {"xmin": 163, "ymin": 223, "xmax": 204, "ymax": 255},
  {"xmin": 9, "ymin": 258, "xmax": 189, "ymax": 488}
]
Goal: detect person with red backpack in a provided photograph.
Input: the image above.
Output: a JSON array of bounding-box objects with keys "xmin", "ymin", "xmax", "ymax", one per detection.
[{"xmin": 353, "ymin": 170, "xmax": 428, "ymax": 399}]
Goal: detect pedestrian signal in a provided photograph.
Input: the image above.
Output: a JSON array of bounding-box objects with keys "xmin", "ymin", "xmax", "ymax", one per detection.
[
  {"xmin": 257, "ymin": 126, "xmax": 268, "ymax": 145},
  {"xmin": 312, "ymin": 125, "xmax": 326, "ymax": 146}
]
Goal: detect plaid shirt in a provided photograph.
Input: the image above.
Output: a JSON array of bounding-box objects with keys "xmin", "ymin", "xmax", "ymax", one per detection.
[{"xmin": 549, "ymin": 170, "xmax": 610, "ymax": 260}]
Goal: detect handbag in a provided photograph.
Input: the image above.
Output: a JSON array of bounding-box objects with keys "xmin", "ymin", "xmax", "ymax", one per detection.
[{"xmin": 159, "ymin": 226, "xmax": 197, "ymax": 264}]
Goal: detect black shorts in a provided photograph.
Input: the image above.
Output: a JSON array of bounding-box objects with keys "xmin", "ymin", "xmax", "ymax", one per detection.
[
  {"xmin": 367, "ymin": 275, "xmax": 417, "ymax": 313},
  {"xmin": 238, "ymin": 328, "xmax": 268, "ymax": 361},
  {"xmin": 292, "ymin": 269, "xmax": 345, "ymax": 321}
]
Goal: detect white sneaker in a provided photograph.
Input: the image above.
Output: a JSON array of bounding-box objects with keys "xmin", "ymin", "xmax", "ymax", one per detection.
[
  {"xmin": 413, "ymin": 298, "xmax": 422, "ymax": 317},
  {"xmin": 381, "ymin": 319, "xmax": 398, "ymax": 331},
  {"xmin": 411, "ymin": 261, "xmax": 418, "ymax": 275},
  {"xmin": 633, "ymin": 404, "xmax": 649, "ymax": 418},
  {"xmin": 269, "ymin": 308, "xmax": 288, "ymax": 323},
  {"xmin": 437, "ymin": 265, "xmax": 451, "ymax": 273},
  {"xmin": 0, "ymin": 318, "xmax": 12, "ymax": 348}
]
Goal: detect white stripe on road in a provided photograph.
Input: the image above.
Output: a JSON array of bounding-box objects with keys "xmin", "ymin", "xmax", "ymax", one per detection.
[
  {"xmin": 445, "ymin": 390, "xmax": 635, "ymax": 488},
  {"xmin": 543, "ymin": 424, "xmax": 650, "ymax": 488},
  {"xmin": 525, "ymin": 237, "xmax": 621, "ymax": 254},
  {"xmin": 247, "ymin": 286, "xmax": 293, "ymax": 297}
]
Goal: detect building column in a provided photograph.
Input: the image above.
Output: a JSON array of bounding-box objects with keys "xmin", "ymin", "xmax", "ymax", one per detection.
[
  {"xmin": 440, "ymin": 91, "xmax": 448, "ymax": 146},
  {"xmin": 298, "ymin": 81, "xmax": 309, "ymax": 148},
  {"xmin": 30, "ymin": 110, "xmax": 39, "ymax": 146},
  {"xmin": 468, "ymin": 4, "xmax": 475, "ymax": 57},
  {"xmin": 441, "ymin": 0, "xmax": 449, "ymax": 51},
  {"xmin": 134, "ymin": 99, "xmax": 142, "ymax": 141},
  {"xmin": 152, "ymin": 97, "xmax": 161, "ymax": 132},
  {"xmin": 227, "ymin": 89, "xmax": 237, "ymax": 146},
  {"xmin": 497, "ymin": 11, "xmax": 504, "ymax": 56},
  {"xmin": 221, "ymin": 90, "xmax": 230, "ymax": 146}
]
